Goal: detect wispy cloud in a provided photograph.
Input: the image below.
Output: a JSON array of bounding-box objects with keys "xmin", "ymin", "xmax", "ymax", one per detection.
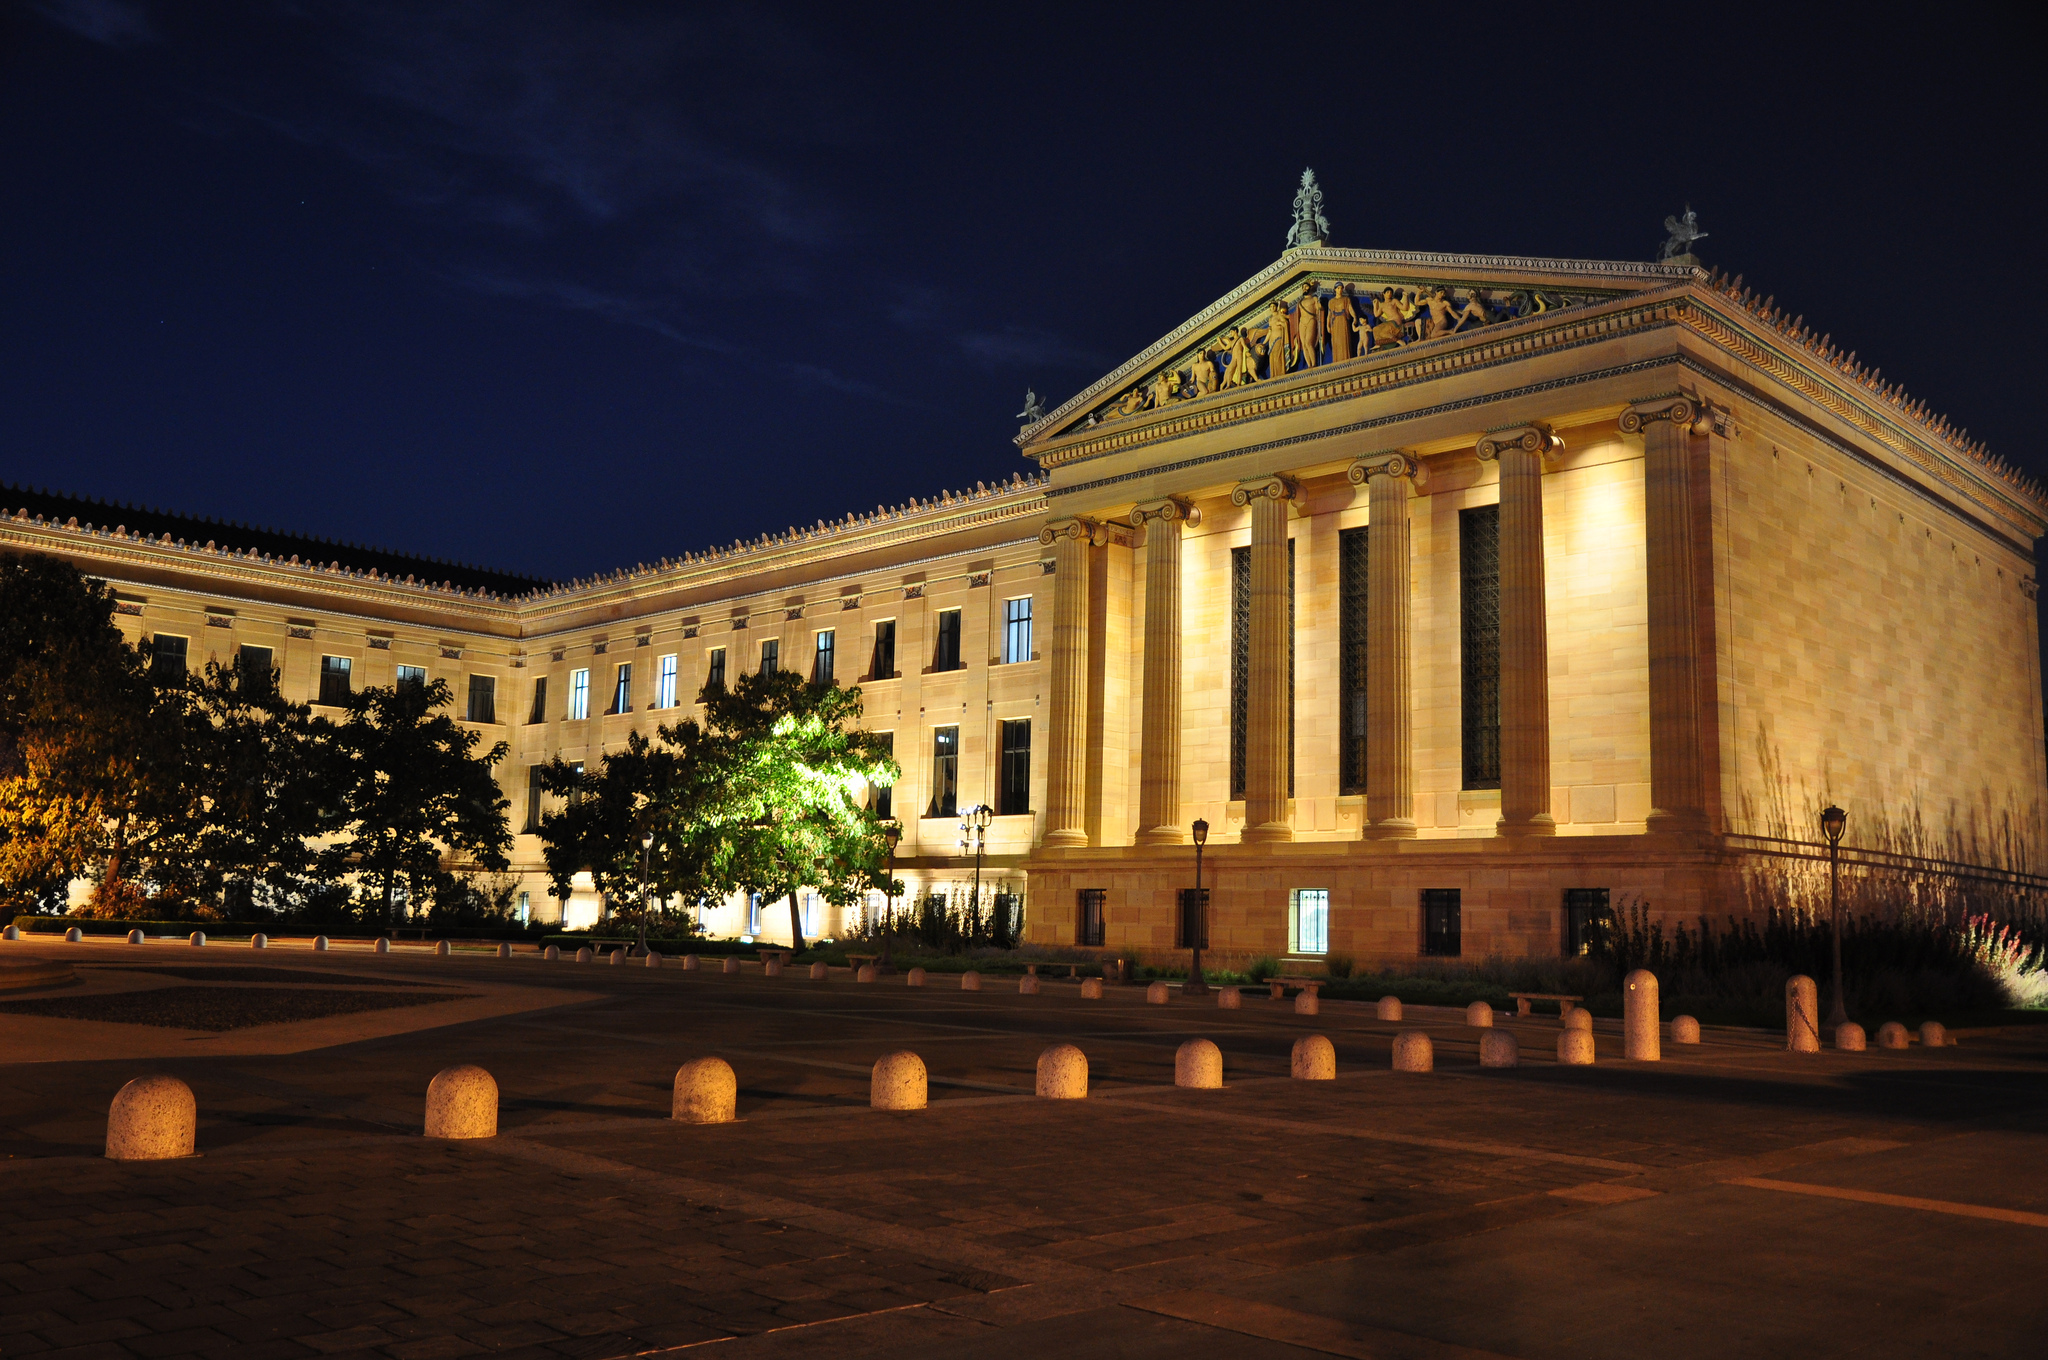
[
  {"xmin": 29, "ymin": 0, "xmax": 155, "ymax": 46},
  {"xmin": 957, "ymin": 325, "xmax": 1107, "ymax": 373},
  {"xmin": 785, "ymin": 363, "xmax": 926, "ymax": 409}
]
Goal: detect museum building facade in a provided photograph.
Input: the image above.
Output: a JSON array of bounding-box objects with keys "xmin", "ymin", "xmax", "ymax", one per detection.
[{"xmin": 7, "ymin": 222, "xmax": 2044, "ymax": 965}]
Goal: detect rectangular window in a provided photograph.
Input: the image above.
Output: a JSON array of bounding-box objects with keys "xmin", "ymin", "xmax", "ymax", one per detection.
[
  {"xmin": 871, "ymin": 731, "xmax": 894, "ymax": 820},
  {"xmin": 527, "ymin": 676, "xmax": 548, "ymax": 724},
  {"xmin": 568, "ymin": 668, "xmax": 589, "ymax": 720},
  {"xmin": 609, "ymin": 663, "xmax": 632, "ymax": 714},
  {"xmin": 467, "ymin": 675, "xmax": 496, "ymax": 723},
  {"xmin": 1290, "ymin": 888, "xmax": 1330, "ymax": 955},
  {"xmin": 395, "ymin": 664, "xmax": 428, "ymax": 689},
  {"xmin": 1176, "ymin": 887, "xmax": 1210, "ymax": 950},
  {"xmin": 802, "ymin": 893, "xmax": 820, "ymax": 937},
  {"xmin": 1339, "ymin": 525, "xmax": 1369, "ymax": 795},
  {"xmin": 1461, "ymin": 505, "xmax": 1501, "ymax": 790},
  {"xmin": 746, "ymin": 892, "xmax": 762, "ymax": 936},
  {"xmin": 318, "ymin": 655, "xmax": 352, "ymax": 706},
  {"xmin": 148, "ymin": 634, "xmax": 188, "ymax": 682},
  {"xmin": 236, "ymin": 644, "xmax": 274, "ymax": 695},
  {"xmin": 648, "ymin": 654, "xmax": 672, "ymax": 709},
  {"xmin": 933, "ymin": 609, "xmax": 962, "ymax": 672},
  {"xmin": 517, "ymin": 891, "xmax": 530, "ymax": 925},
  {"xmin": 1077, "ymin": 888, "xmax": 1107, "ymax": 947},
  {"xmin": 706, "ymin": 647, "xmax": 726, "ymax": 692},
  {"xmin": 1564, "ymin": 888, "xmax": 1612, "ymax": 958},
  {"xmin": 1228, "ymin": 541, "xmax": 1294, "ymax": 799},
  {"xmin": 998, "ymin": 719, "xmax": 1031, "ymax": 816},
  {"xmin": 525, "ymin": 765, "xmax": 545, "ymax": 833},
  {"xmin": 1002, "ymin": 597, "xmax": 1033, "ymax": 664},
  {"xmin": 871, "ymin": 620, "xmax": 896, "ymax": 679},
  {"xmin": 760, "ymin": 639, "xmax": 779, "ymax": 675},
  {"xmin": 813, "ymin": 630, "xmax": 835, "ymax": 685},
  {"xmin": 1423, "ymin": 888, "xmax": 1463, "ymax": 957},
  {"xmin": 927, "ymin": 725, "xmax": 959, "ymax": 818}
]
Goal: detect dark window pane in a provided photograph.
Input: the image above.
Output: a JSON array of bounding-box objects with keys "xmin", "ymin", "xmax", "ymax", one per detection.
[
  {"xmin": 1229, "ymin": 541, "xmax": 1294, "ymax": 799},
  {"xmin": 934, "ymin": 609, "xmax": 962, "ymax": 671},
  {"xmin": 1176, "ymin": 888, "xmax": 1210, "ymax": 949},
  {"xmin": 999, "ymin": 719, "xmax": 1031, "ymax": 815},
  {"xmin": 871, "ymin": 731, "xmax": 894, "ymax": 820},
  {"xmin": 527, "ymin": 676, "xmax": 548, "ymax": 724},
  {"xmin": 1564, "ymin": 888, "xmax": 1612, "ymax": 957},
  {"xmin": 1077, "ymin": 888, "xmax": 1106, "ymax": 947},
  {"xmin": 927, "ymin": 725, "xmax": 958, "ymax": 818},
  {"xmin": 1423, "ymin": 888, "xmax": 1462, "ymax": 957},
  {"xmin": 814, "ymin": 630, "xmax": 835, "ymax": 685},
  {"xmin": 148, "ymin": 634, "xmax": 187, "ymax": 682},
  {"xmin": 760, "ymin": 639, "xmax": 778, "ymax": 675},
  {"xmin": 318, "ymin": 655, "xmax": 352, "ymax": 706},
  {"xmin": 1339, "ymin": 526, "xmax": 1369, "ymax": 795},
  {"xmin": 525, "ymin": 765, "xmax": 545, "ymax": 834},
  {"xmin": 706, "ymin": 648, "xmax": 726, "ymax": 691},
  {"xmin": 610, "ymin": 663, "xmax": 631, "ymax": 714},
  {"xmin": 467, "ymin": 675, "xmax": 496, "ymax": 723},
  {"xmin": 236, "ymin": 645, "xmax": 274, "ymax": 696},
  {"xmin": 872, "ymin": 621, "xmax": 895, "ymax": 679},
  {"xmin": 395, "ymin": 665, "xmax": 427, "ymax": 689},
  {"xmin": 1461, "ymin": 505, "xmax": 1501, "ymax": 790}
]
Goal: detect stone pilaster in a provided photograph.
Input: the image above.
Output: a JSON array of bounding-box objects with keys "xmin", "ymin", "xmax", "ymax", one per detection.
[
  {"xmin": 1348, "ymin": 453, "xmax": 1425, "ymax": 839},
  {"xmin": 1477, "ymin": 425, "xmax": 1561, "ymax": 837},
  {"xmin": 1230, "ymin": 476, "xmax": 1297, "ymax": 843},
  {"xmin": 1622, "ymin": 394, "xmax": 1709, "ymax": 833},
  {"xmin": 1130, "ymin": 497, "xmax": 1200, "ymax": 845},
  {"xmin": 1038, "ymin": 517, "xmax": 1094, "ymax": 849}
]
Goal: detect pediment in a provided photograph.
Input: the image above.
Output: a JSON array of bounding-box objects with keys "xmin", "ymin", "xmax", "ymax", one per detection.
[{"xmin": 1018, "ymin": 246, "xmax": 1692, "ymax": 449}]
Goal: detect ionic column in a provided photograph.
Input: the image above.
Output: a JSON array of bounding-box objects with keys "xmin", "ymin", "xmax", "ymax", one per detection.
[
  {"xmin": 1131, "ymin": 497, "xmax": 1201, "ymax": 845},
  {"xmin": 1231, "ymin": 476, "xmax": 1297, "ymax": 843},
  {"xmin": 1622, "ymin": 394, "xmax": 1708, "ymax": 833},
  {"xmin": 1348, "ymin": 453, "xmax": 1425, "ymax": 839},
  {"xmin": 1477, "ymin": 425, "xmax": 1561, "ymax": 837},
  {"xmin": 1039, "ymin": 517, "xmax": 1094, "ymax": 849}
]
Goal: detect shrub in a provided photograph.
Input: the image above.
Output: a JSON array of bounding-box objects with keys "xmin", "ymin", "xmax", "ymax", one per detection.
[
  {"xmin": 1325, "ymin": 954, "xmax": 1355, "ymax": 979},
  {"xmin": 1246, "ymin": 956, "xmax": 1280, "ymax": 982}
]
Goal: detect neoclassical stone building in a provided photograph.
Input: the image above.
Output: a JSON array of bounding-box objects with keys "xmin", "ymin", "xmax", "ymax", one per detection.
[{"xmin": 8, "ymin": 214, "xmax": 2043, "ymax": 963}]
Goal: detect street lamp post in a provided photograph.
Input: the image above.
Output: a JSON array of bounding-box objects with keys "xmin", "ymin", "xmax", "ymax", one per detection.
[
  {"xmin": 879, "ymin": 819, "xmax": 902, "ymax": 973},
  {"xmin": 1183, "ymin": 818, "xmax": 1210, "ymax": 997},
  {"xmin": 636, "ymin": 825, "xmax": 655, "ymax": 958},
  {"xmin": 959, "ymin": 804, "xmax": 992, "ymax": 938},
  {"xmin": 1822, "ymin": 804, "xmax": 1848, "ymax": 1028}
]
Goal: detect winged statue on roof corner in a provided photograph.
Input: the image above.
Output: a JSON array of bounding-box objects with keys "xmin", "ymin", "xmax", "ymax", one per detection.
[
  {"xmin": 1016, "ymin": 389, "xmax": 1046, "ymax": 423},
  {"xmin": 1660, "ymin": 207, "xmax": 1707, "ymax": 261}
]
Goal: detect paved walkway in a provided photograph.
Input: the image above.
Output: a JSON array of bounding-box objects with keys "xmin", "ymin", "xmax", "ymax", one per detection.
[{"xmin": 2, "ymin": 940, "xmax": 2044, "ymax": 1358}]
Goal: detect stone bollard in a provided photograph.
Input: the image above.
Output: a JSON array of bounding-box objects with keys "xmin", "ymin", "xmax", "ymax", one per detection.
[
  {"xmin": 1, "ymin": 924, "xmax": 17, "ymax": 940},
  {"xmin": 682, "ymin": 954, "xmax": 700, "ymax": 971},
  {"xmin": 645, "ymin": 950, "xmax": 662, "ymax": 969},
  {"xmin": 1785, "ymin": 975, "xmax": 1820, "ymax": 1052},
  {"xmin": 811, "ymin": 961, "xmax": 829, "ymax": 980},
  {"xmin": 763, "ymin": 957, "xmax": 783, "ymax": 978},
  {"xmin": 721, "ymin": 956, "xmax": 740, "ymax": 974},
  {"xmin": 250, "ymin": 934, "xmax": 267, "ymax": 950},
  {"xmin": 1920, "ymin": 1021, "xmax": 1948, "ymax": 1048},
  {"xmin": 1291, "ymin": 1034, "xmax": 1336, "ymax": 1080},
  {"xmin": 1147, "ymin": 981, "xmax": 1169, "ymax": 1004},
  {"xmin": 1080, "ymin": 978, "xmax": 1103, "ymax": 999},
  {"xmin": 907, "ymin": 967, "xmax": 926, "ymax": 986},
  {"xmin": 673, "ymin": 1057, "xmax": 738, "ymax": 1124},
  {"xmin": 437, "ymin": 940, "xmax": 453, "ymax": 957},
  {"xmin": 570, "ymin": 947, "xmax": 591, "ymax": 963},
  {"xmin": 857, "ymin": 964, "xmax": 875, "ymax": 983},
  {"xmin": 1564, "ymin": 1008, "xmax": 1593, "ymax": 1033},
  {"xmin": 1218, "ymin": 986, "xmax": 1241, "ymax": 1010},
  {"xmin": 1294, "ymin": 989, "xmax": 1320, "ymax": 1016},
  {"xmin": 1835, "ymin": 1022, "xmax": 1867, "ymax": 1051},
  {"xmin": 424, "ymin": 1065, "xmax": 498, "ymax": 1140},
  {"xmin": 959, "ymin": 970, "xmax": 981, "ymax": 991},
  {"xmin": 1036, "ymin": 1043, "xmax": 1088, "ymax": 1098},
  {"xmin": 1480, "ymin": 1030, "xmax": 1520, "ymax": 1069},
  {"xmin": 871, "ymin": 1051, "xmax": 927, "ymax": 1110},
  {"xmin": 1377, "ymin": 995, "xmax": 1402, "ymax": 1021},
  {"xmin": 1017, "ymin": 974, "xmax": 1038, "ymax": 994},
  {"xmin": 1623, "ymin": 969, "xmax": 1661, "ymax": 1062},
  {"xmin": 374, "ymin": 937, "xmax": 391, "ymax": 955},
  {"xmin": 1557, "ymin": 1029, "xmax": 1596, "ymax": 1065},
  {"xmin": 1175, "ymin": 1039, "xmax": 1223, "ymax": 1089},
  {"xmin": 1670, "ymin": 1015, "xmax": 1701, "ymax": 1044},
  {"xmin": 127, "ymin": 930, "xmax": 144, "ymax": 944},
  {"xmin": 105, "ymin": 1075, "xmax": 196, "ymax": 1161},
  {"xmin": 189, "ymin": 932, "xmax": 205, "ymax": 947},
  {"xmin": 496, "ymin": 942, "xmax": 512, "ymax": 959},
  {"xmin": 1465, "ymin": 1000, "xmax": 1493, "ymax": 1028},
  {"xmin": 1391, "ymin": 1031, "xmax": 1434, "ymax": 1072},
  {"xmin": 64, "ymin": 927, "xmax": 82, "ymax": 942},
  {"xmin": 313, "ymin": 935, "xmax": 329, "ymax": 952},
  {"xmin": 610, "ymin": 949, "xmax": 625, "ymax": 965},
  {"xmin": 544, "ymin": 945, "xmax": 561, "ymax": 961},
  {"xmin": 1876, "ymin": 1021, "xmax": 1909, "ymax": 1048}
]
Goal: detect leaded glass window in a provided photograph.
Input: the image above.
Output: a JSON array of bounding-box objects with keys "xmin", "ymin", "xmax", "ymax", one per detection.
[
  {"xmin": 1460, "ymin": 506, "xmax": 1501, "ymax": 790},
  {"xmin": 1229, "ymin": 540, "xmax": 1294, "ymax": 799},
  {"xmin": 1339, "ymin": 525, "xmax": 1369, "ymax": 795}
]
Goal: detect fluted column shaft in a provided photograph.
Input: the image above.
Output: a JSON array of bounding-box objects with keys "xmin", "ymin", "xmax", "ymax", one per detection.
[
  {"xmin": 1629, "ymin": 398, "xmax": 1708, "ymax": 833},
  {"xmin": 1132, "ymin": 499, "xmax": 1198, "ymax": 845},
  {"xmin": 1235, "ymin": 477, "xmax": 1295, "ymax": 842},
  {"xmin": 1482, "ymin": 427, "xmax": 1558, "ymax": 836},
  {"xmin": 1356, "ymin": 455, "xmax": 1419, "ymax": 839},
  {"xmin": 1040, "ymin": 518, "xmax": 1093, "ymax": 848}
]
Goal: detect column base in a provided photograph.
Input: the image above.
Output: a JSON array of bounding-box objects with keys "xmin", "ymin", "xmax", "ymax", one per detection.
[
  {"xmin": 1134, "ymin": 826, "xmax": 1187, "ymax": 846},
  {"xmin": 1644, "ymin": 808, "xmax": 1709, "ymax": 836},
  {"xmin": 1042, "ymin": 828, "xmax": 1091, "ymax": 850},
  {"xmin": 1360, "ymin": 819, "xmax": 1417, "ymax": 841},
  {"xmin": 1496, "ymin": 813, "xmax": 1556, "ymax": 837},
  {"xmin": 1240, "ymin": 821, "xmax": 1294, "ymax": 844}
]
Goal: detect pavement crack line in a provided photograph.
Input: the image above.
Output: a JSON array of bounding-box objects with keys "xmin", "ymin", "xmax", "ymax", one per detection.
[{"xmin": 1724, "ymin": 1176, "xmax": 2048, "ymax": 1227}]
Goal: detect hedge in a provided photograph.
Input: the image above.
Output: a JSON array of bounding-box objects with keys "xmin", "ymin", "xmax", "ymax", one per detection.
[
  {"xmin": 7, "ymin": 915, "xmax": 547, "ymax": 942},
  {"xmin": 542, "ymin": 934, "xmax": 756, "ymax": 957}
]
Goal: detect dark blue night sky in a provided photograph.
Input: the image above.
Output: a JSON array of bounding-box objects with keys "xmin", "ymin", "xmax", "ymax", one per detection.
[{"xmin": 4, "ymin": 2, "xmax": 2042, "ymax": 582}]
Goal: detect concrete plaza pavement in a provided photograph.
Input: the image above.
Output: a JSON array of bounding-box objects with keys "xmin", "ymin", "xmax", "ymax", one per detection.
[{"xmin": 1, "ymin": 937, "xmax": 2045, "ymax": 1358}]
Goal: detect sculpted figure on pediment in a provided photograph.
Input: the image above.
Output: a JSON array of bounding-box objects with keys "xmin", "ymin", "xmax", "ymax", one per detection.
[
  {"xmin": 1327, "ymin": 281, "xmax": 1359, "ymax": 362},
  {"xmin": 1451, "ymin": 288, "xmax": 1492, "ymax": 332},
  {"xmin": 1415, "ymin": 286, "xmax": 1460, "ymax": 342},
  {"xmin": 1147, "ymin": 368, "xmax": 1181, "ymax": 409},
  {"xmin": 1188, "ymin": 349, "xmax": 1219, "ymax": 398},
  {"xmin": 1294, "ymin": 283, "xmax": 1326, "ymax": 369},
  {"xmin": 1219, "ymin": 326, "xmax": 1261, "ymax": 387},
  {"xmin": 1109, "ymin": 387, "xmax": 1146, "ymax": 419},
  {"xmin": 1256, "ymin": 298, "xmax": 1296, "ymax": 378},
  {"xmin": 1371, "ymin": 286, "xmax": 1416, "ymax": 350}
]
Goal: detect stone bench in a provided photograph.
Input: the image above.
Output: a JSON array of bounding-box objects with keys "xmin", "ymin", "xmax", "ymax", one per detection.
[
  {"xmin": 1267, "ymin": 975, "xmax": 1324, "ymax": 1000},
  {"xmin": 843, "ymin": 953, "xmax": 878, "ymax": 971},
  {"xmin": 1509, "ymin": 991, "xmax": 1583, "ymax": 1018}
]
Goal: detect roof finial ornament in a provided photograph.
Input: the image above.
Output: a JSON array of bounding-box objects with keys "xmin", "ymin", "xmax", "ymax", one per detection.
[
  {"xmin": 1015, "ymin": 388, "xmax": 1046, "ymax": 425},
  {"xmin": 1659, "ymin": 205, "xmax": 1707, "ymax": 264},
  {"xmin": 1287, "ymin": 168, "xmax": 1329, "ymax": 250}
]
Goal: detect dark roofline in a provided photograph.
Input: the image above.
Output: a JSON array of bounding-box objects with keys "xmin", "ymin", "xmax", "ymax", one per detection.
[{"xmin": 0, "ymin": 482, "xmax": 554, "ymax": 595}]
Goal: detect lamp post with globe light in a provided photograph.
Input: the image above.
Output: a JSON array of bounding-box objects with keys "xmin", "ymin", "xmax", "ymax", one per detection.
[
  {"xmin": 1183, "ymin": 818, "xmax": 1211, "ymax": 997},
  {"xmin": 879, "ymin": 819, "xmax": 902, "ymax": 972},
  {"xmin": 1822, "ymin": 804, "xmax": 1849, "ymax": 1027}
]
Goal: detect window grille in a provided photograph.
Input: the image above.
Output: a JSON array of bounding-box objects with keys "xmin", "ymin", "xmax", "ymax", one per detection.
[
  {"xmin": 1229, "ymin": 541, "xmax": 1294, "ymax": 799},
  {"xmin": 1564, "ymin": 888, "xmax": 1612, "ymax": 957},
  {"xmin": 1460, "ymin": 505, "xmax": 1501, "ymax": 790},
  {"xmin": 928, "ymin": 725, "xmax": 959, "ymax": 818},
  {"xmin": 871, "ymin": 620, "xmax": 896, "ymax": 679},
  {"xmin": 1339, "ymin": 525, "xmax": 1369, "ymax": 794},
  {"xmin": 467, "ymin": 674, "xmax": 496, "ymax": 723},
  {"xmin": 1291, "ymin": 888, "xmax": 1329, "ymax": 955},
  {"xmin": 998, "ymin": 719, "xmax": 1031, "ymax": 815},
  {"xmin": 813, "ymin": 630, "xmax": 835, "ymax": 685},
  {"xmin": 706, "ymin": 648, "xmax": 726, "ymax": 691},
  {"xmin": 1003, "ymin": 597, "xmax": 1033, "ymax": 664},
  {"xmin": 933, "ymin": 609, "xmax": 962, "ymax": 671},
  {"xmin": 567, "ymin": 668, "xmax": 589, "ymax": 720},
  {"xmin": 319, "ymin": 655, "xmax": 353, "ymax": 706},
  {"xmin": 527, "ymin": 676, "xmax": 548, "ymax": 724},
  {"xmin": 147, "ymin": 634, "xmax": 188, "ymax": 682},
  {"xmin": 395, "ymin": 665, "xmax": 427, "ymax": 689},
  {"xmin": 1176, "ymin": 887, "xmax": 1210, "ymax": 949},
  {"xmin": 1423, "ymin": 888, "xmax": 1462, "ymax": 957},
  {"xmin": 759, "ymin": 639, "xmax": 778, "ymax": 675},
  {"xmin": 1077, "ymin": 888, "xmax": 1106, "ymax": 946}
]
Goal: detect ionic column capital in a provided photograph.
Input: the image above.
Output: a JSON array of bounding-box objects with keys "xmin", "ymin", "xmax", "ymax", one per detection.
[
  {"xmin": 1230, "ymin": 474, "xmax": 1299, "ymax": 507},
  {"xmin": 1130, "ymin": 497, "xmax": 1202, "ymax": 529},
  {"xmin": 1347, "ymin": 450, "xmax": 1428, "ymax": 490},
  {"xmin": 1620, "ymin": 393, "xmax": 1709, "ymax": 436},
  {"xmin": 1476, "ymin": 424, "xmax": 1563, "ymax": 463},
  {"xmin": 1038, "ymin": 516, "xmax": 1095, "ymax": 547}
]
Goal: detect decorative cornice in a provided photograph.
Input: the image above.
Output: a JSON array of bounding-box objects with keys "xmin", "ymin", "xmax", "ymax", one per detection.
[
  {"xmin": 1475, "ymin": 423, "xmax": 1563, "ymax": 463},
  {"xmin": 1347, "ymin": 452, "xmax": 1427, "ymax": 488},
  {"xmin": 1230, "ymin": 474, "xmax": 1299, "ymax": 507}
]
